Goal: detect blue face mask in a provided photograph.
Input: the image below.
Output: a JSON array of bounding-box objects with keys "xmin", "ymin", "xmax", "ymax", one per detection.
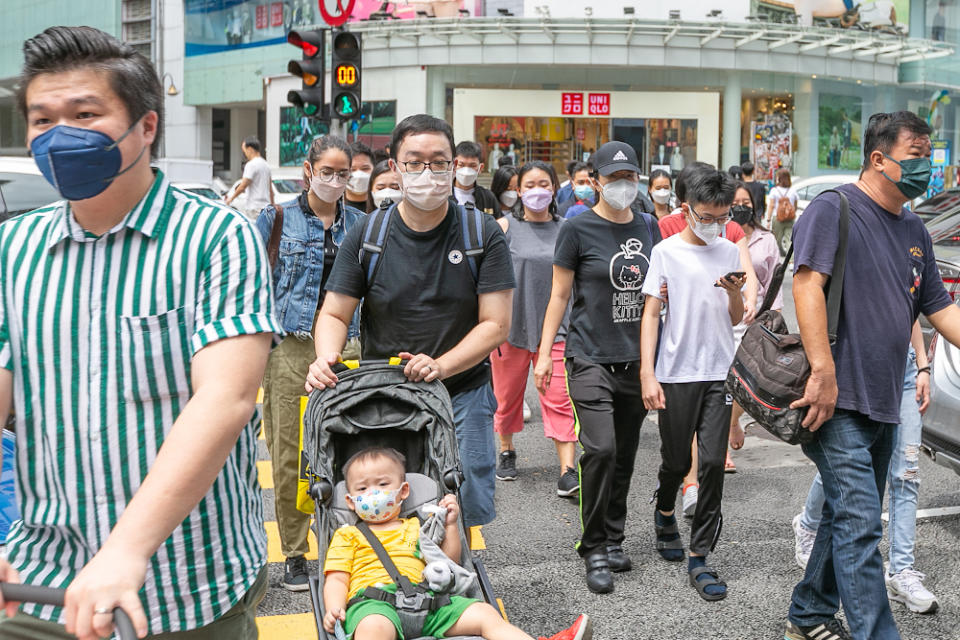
[
  {"xmin": 573, "ymin": 184, "xmax": 595, "ymax": 201},
  {"xmin": 30, "ymin": 119, "xmax": 147, "ymax": 201}
]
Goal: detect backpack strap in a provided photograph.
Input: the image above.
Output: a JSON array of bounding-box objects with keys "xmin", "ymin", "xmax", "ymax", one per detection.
[
  {"xmin": 359, "ymin": 201, "xmax": 396, "ymax": 291},
  {"xmin": 459, "ymin": 202, "xmax": 485, "ymax": 284}
]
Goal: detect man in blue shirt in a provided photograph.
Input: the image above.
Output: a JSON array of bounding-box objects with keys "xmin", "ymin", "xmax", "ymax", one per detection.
[{"xmin": 785, "ymin": 111, "xmax": 960, "ymax": 640}]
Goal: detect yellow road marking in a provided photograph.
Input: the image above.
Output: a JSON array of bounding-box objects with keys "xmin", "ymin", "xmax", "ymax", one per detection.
[
  {"xmin": 256, "ymin": 612, "xmax": 316, "ymax": 637},
  {"xmin": 496, "ymin": 597, "xmax": 508, "ymax": 621},
  {"xmin": 257, "ymin": 461, "xmax": 273, "ymax": 489},
  {"xmin": 257, "ymin": 388, "xmax": 264, "ymax": 404},
  {"xmin": 265, "ymin": 521, "xmax": 318, "ymax": 562},
  {"xmin": 469, "ymin": 525, "xmax": 485, "ymax": 550}
]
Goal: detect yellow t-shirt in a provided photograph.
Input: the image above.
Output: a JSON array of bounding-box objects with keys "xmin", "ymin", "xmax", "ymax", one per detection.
[{"xmin": 324, "ymin": 517, "xmax": 425, "ymax": 600}]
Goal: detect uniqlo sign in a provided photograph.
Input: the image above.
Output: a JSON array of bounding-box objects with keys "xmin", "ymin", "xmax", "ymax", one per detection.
[
  {"xmin": 561, "ymin": 93, "xmax": 583, "ymax": 115},
  {"xmin": 270, "ymin": 2, "xmax": 284, "ymax": 26},
  {"xmin": 588, "ymin": 93, "xmax": 611, "ymax": 115}
]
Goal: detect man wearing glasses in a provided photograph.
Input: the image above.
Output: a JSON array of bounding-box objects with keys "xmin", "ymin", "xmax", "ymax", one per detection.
[
  {"xmin": 307, "ymin": 114, "xmax": 516, "ymax": 528},
  {"xmin": 640, "ymin": 167, "xmax": 745, "ymax": 602}
]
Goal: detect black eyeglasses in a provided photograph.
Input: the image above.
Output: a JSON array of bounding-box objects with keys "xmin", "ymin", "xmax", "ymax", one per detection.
[
  {"xmin": 398, "ymin": 160, "xmax": 452, "ymax": 175},
  {"xmin": 688, "ymin": 204, "xmax": 730, "ymax": 225}
]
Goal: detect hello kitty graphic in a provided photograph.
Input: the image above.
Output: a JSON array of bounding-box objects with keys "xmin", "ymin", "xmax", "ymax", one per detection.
[{"xmin": 609, "ymin": 238, "xmax": 649, "ymax": 291}]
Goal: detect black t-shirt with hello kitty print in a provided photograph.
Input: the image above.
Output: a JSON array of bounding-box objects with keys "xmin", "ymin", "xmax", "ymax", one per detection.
[{"xmin": 554, "ymin": 209, "xmax": 661, "ymax": 364}]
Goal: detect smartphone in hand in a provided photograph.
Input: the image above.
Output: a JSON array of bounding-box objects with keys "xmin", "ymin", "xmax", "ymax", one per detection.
[{"xmin": 714, "ymin": 271, "xmax": 746, "ymax": 287}]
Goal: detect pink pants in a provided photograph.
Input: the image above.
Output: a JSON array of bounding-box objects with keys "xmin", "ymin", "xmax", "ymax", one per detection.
[{"xmin": 490, "ymin": 341, "xmax": 576, "ymax": 442}]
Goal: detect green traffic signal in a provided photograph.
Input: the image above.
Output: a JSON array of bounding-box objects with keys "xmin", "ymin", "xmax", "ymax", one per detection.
[{"xmin": 334, "ymin": 93, "xmax": 360, "ymax": 118}]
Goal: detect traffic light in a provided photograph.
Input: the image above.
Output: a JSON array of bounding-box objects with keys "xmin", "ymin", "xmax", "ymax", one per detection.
[
  {"xmin": 331, "ymin": 30, "xmax": 362, "ymax": 119},
  {"xmin": 287, "ymin": 30, "xmax": 325, "ymax": 117}
]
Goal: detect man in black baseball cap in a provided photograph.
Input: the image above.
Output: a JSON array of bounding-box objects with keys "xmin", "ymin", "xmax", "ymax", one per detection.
[
  {"xmin": 590, "ymin": 141, "xmax": 656, "ymax": 215},
  {"xmin": 594, "ymin": 141, "xmax": 641, "ymax": 175},
  {"xmin": 537, "ymin": 137, "xmax": 662, "ymax": 594}
]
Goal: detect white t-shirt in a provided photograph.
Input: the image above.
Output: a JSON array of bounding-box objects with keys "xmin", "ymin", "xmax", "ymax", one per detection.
[
  {"xmin": 640, "ymin": 233, "xmax": 741, "ymax": 383},
  {"xmin": 242, "ymin": 156, "xmax": 273, "ymax": 212},
  {"xmin": 453, "ymin": 185, "xmax": 476, "ymax": 206}
]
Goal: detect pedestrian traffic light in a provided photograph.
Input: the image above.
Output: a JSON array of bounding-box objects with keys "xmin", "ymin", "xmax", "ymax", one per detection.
[
  {"xmin": 331, "ymin": 30, "xmax": 362, "ymax": 119},
  {"xmin": 287, "ymin": 30, "xmax": 325, "ymax": 118}
]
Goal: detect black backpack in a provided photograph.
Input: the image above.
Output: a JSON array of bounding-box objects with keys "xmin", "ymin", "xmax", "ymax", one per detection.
[
  {"xmin": 724, "ymin": 189, "xmax": 849, "ymax": 445},
  {"xmin": 359, "ymin": 199, "xmax": 486, "ymax": 290}
]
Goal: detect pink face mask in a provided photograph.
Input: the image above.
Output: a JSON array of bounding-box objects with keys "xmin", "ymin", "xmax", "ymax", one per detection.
[{"xmin": 520, "ymin": 187, "xmax": 553, "ymax": 213}]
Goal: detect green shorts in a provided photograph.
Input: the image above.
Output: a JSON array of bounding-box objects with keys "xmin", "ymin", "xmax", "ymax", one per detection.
[{"xmin": 344, "ymin": 583, "xmax": 477, "ymax": 640}]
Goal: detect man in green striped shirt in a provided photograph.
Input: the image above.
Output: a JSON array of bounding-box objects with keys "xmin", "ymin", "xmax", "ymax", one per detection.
[{"xmin": 0, "ymin": 27, "xmax": 280, "ymax": 640}]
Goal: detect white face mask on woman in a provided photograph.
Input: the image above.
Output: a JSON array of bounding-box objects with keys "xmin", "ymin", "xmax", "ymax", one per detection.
[
  {"xmin": 499, "ymin": 190, "xmax": 518, "ymax": 208},
  {"xmin": 372, "ymin": 188, "xmax": 402, "ymax": 208},
  {"xmin": 651, "ymin": 188, "xmax": 671, "ymax": 205},
  {"xmin": 310, "ymin": 169, "xmax": 348, "ymax": 203},
  {"xmin": 600, "ymin": 179, "xmax": 639, "ymax": 211}
]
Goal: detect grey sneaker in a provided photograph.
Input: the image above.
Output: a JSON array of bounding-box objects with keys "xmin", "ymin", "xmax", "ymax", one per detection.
[
  {"xmin": 886, "ymin": 568, "xmax": 939, "ymax": 614},
  {"xmin": 557, "ymin": 467, "xmax": 579, "ymax": 497},
  {"xmin": 496, "ymin": 450, "xmax": 518, "ymax": 481},
  {"xmin": 282, "ymin": 555, "xmax": 310, "ymax": 592},
  {"xmin": 784, "ymin": 618, "xmax": 852, "ymax": 640}
]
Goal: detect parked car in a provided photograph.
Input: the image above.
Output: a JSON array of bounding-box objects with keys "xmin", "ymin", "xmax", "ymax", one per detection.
[
  {"xmin": 922, "ymin": 201, "xmax": 960, "ymax": 476},
  {"xmin": 173, "ymin": 182, "xmax": 226, "ymax": 205},
  {"xmin": 913, "ymin": 188, "xmax": 960, "ymax": 225},
  {"xmin": 0, "ymin": 156, "xmax": 60, "ymax": 223},
  {"xmin": 792, "ymin": 174, "xmax": 860, "ymax": 216},
  {"xmin": 226, "ymin": 167, "xmax": 303, "ymax": 214}
]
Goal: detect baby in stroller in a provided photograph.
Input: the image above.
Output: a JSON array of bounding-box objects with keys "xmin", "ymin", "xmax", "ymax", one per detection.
[{"xmin": 322, "ymin": 446, "xmax": 591, "ymax": 640}]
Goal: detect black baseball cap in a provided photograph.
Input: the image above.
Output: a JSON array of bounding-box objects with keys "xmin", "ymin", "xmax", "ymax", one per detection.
[{"xmin": 594, "ymin": 141, "xmax": 640, "ymax": 176}]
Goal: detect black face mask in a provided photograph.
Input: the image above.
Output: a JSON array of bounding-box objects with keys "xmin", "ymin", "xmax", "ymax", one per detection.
[{"xmin": 730, "ymin": 205, "xmax": 753, "ymax": 226}]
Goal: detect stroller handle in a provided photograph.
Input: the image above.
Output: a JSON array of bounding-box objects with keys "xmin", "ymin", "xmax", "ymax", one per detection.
[
  {"xmin": 332, "ymin": 358, "xmax": 408, "ymax": 374},
  {"xmin": 0, "ymin": 583, "xmax": 138, "ymax": 640}
]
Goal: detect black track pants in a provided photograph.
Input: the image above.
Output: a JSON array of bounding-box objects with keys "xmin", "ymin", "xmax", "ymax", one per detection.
[
  {"xmin": 655, "ymin": 380, "xmax": 732, "ymax": 556},
  {"xmin": 565, "ymin": 357, "xmax": 647, "ymax": 558}
]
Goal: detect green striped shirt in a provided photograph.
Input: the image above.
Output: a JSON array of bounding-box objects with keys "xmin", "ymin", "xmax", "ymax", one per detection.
[{"xmin": 0, "ymin": 172, "xmax": 281, "ymax": 632}]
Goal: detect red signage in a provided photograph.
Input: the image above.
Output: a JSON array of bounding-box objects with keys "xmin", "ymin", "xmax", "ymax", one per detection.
[
  {"xmin": 561, "ymin": 93, "xmax": 583, "ymax": 115},
  {"xmin": 319, "ymin": 0, "xmax": 357, "ymax": 27},
  {"xmin": 255, "ymin": 5, "xmax": 268, "ymax": 29},
  {"xmin": 576, "ymin": 128, "xmax": 585, "ymax": 141},
  {"xmin": 588, "ymin": 93, "xmax": 611, "ymax": 116},
  {"xmin": 270, "ymin": 2, "xmax": 284, "ymax": 26}
]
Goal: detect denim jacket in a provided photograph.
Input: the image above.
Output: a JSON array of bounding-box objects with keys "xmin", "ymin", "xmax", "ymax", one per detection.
[{"xmin": 255, "ymin": 192, "xmax": 363, "ymax": 340}]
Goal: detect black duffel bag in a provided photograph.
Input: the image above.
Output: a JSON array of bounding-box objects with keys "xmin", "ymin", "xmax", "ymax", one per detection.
[{"xmin": 725, "ymin": 189, "xmax": 849, "ymax": 445}]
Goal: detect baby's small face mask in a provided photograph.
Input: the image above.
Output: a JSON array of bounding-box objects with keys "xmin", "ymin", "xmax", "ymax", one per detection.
[{"xmin": 348, "ymin": 484, "xmax": 407, "ymax": 523}]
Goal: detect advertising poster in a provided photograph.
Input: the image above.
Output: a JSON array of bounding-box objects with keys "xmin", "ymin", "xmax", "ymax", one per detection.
[
  {"xmin": 750, "ymin": 113, "xmax": 792, "ymax": 181},
  {"xmin": 818, "ymin": 94, "xmax": 862, "ymax": 171},
  {"xmin": 927, "ymin": 139, "xmax": 951, "ymax": 199},
  {"xmin": 753, "ymin": 0, "xmax": 909, "ymax": 32},
  {"xmin": 185, "ymin": 0, "xmax": 317, "ymax": 56},
  {"xmin": 280, "ymin": 106, "xmax": 329, "ymax": 167}
]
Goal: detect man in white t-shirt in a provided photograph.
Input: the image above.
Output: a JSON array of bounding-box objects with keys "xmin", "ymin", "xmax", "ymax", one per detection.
[
  {"xmin": 226, "ymin": 135, "xmax": 274, "ymax": 218},
  {"xmin": 639, "ymin": 167, "xmax": 744, "ymax": 603}
]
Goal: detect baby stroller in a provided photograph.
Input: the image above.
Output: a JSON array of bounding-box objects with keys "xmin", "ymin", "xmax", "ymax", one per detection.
[{"xmin": 302, "ymin": 360, "xmax": 500, "ymax": 640}]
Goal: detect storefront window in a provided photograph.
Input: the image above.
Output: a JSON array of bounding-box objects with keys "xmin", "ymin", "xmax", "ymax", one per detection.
[
  {"xmin": 280, "ymin": 101, "xmax": 396, "ymax": 166},
  {"xmin": 474, "ymin": 116, "xmax": 610, "ymax": 177},
  {"xmin": 646, "ymin": 119, "xmax": 697, "ymax": 176}
]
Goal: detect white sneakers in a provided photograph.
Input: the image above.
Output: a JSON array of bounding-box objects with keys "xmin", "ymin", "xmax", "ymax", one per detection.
[
  {"xmin": 792, "ymin": 513, "xmax": 817, "ymax": 571},
  {"xmin": 523, "ymin": 400, "xmax": 532, "ymax": 422},
  {"xmin": 886, "ymin": 568, "xmax": 940, "ymax": 614},
  {"xmin": 682, "ymin": 485, "xmax": 698, "ymax": 518}
]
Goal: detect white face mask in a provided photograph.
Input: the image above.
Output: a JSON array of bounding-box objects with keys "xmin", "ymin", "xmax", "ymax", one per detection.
[
  {"xmin": 499, "ymin": 190, "xmax": 518, "ymax": 208},
  {"xmin": 455, "ymin": 166, "xmax": 478, "ymax": 187},
  {"xmin": 689, "ymin": 211, "xmax": 723, "ymax": 244},
  {"xmin": 600, "ymin": 179, "xmax": 639, "ymax": 211},
  {"xmin": 347, "ymin": 170, "xmax": 371, "ymax": 193},
  {"xmin": 651, "ymin": 188, "xmax": 671, "ymax": 205},
  {"xmin": 401, "ymin": 168, "xmax": 452, "ymax": 211},
  {"xmin": 310, "ymin": 170, "xmax": 348, "ymax": 204},
  {"xmin": 372, "ymin": 187, "xmax": 402, "ymax": 208}
]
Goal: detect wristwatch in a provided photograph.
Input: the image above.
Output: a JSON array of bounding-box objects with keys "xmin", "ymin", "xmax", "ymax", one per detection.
[{"xmin": 917, "ymin": 366, "xmax": 931, "ymax": 375}]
